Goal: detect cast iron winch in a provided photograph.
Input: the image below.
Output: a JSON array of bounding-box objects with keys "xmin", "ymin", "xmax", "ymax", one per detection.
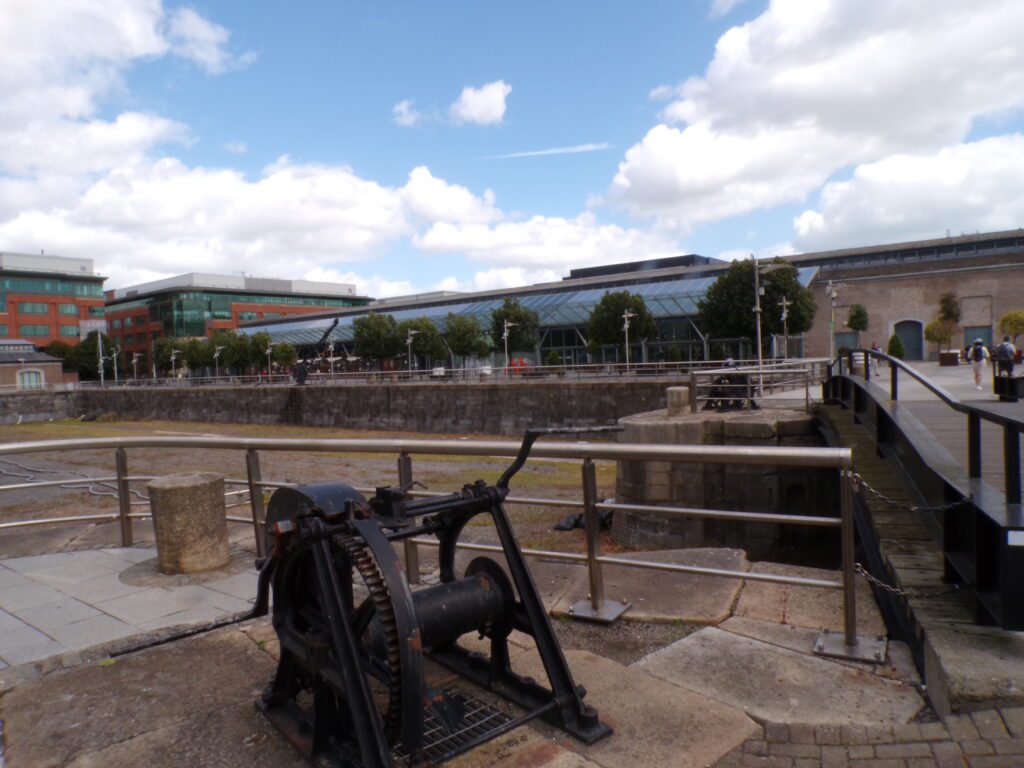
[{"xmin": 247, "ymin": 427, "xmax": 615, "ymax": 767}]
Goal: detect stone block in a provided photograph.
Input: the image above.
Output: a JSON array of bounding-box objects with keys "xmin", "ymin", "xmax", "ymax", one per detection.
[
  {"xmin": 723, "ymin": 419, "xmax": 778, "ymax": 440},
  {"xmin": 147, "ymin": 473, "xmax": 230, "ymax": 575},
  {"xmin": 666, "ymin": 386, "xmax": 690, "ymax": 416}
]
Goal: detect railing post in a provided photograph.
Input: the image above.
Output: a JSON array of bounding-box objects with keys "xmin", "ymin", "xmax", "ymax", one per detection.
[
  {"xmin": 569, "ymin": 458, "xmax": 629, "ymax": 622},
  {"xmin": 890, "ymin": 363, "xmax": 898, "ymax": 401},
  {"xmin": 840, "ymin": 469, "xmax": 858, "ymax": 648},
  {"xmin": 398, "ymin": 453, "xmax": 420, "ymax": 585},
  {"xmin": 804, "ymin": 368, "xmax": 811, "ymax": 414},
  {"xmin": 1005, "ymin": 425, "xmax": 1021, "ymax": 504},
  {"xmin": 246, "ymin": 449, "xmax": 266, "ymax": 558},
  {"xmin": 864, "ymin": 352, "xmax": 870, "ymax": 383},
  {"xmin": 115, "ymin": 447, "xmax": 133, "ymax": 546},
  {"xmin": 689, "ymin": 370, "xmax": 698, "ymax": 413},
  {"xmin": 968, "ymin": 413, "xmax": 982, "ymax": 479}
]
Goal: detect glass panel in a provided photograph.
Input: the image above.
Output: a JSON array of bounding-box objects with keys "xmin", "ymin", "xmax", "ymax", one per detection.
[
  {"xmin": 19, "ymin": 324, "xmax": 50, "ymax": 336},
  {"xmin": 18, "ymin": 302, "xmax": 49, "ymax": 314},
  {"xmin": 59, "ymin": 325, "xmax": 79, "ymax": 337},
  {"xmin": 58, "ymin": 303, "xmax": 78, "ymax": 315}
]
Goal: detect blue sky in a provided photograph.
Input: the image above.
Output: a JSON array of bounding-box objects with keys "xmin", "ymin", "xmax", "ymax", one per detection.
[{"xmin": 1, "ymin": 1, "xmax": 1023, "ymax": 297}]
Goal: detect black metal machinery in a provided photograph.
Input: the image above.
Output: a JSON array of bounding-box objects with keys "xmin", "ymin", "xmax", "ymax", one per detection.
[{"xmin": 251, "ymin": 427, "xmax": 614, "ymax": 767}]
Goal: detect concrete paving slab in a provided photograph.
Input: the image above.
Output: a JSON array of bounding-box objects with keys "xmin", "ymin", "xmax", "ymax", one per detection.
[
  {"xmin": 162, "ymin": 584, "xmax": 254, "ymax": 614},
  {"xmin": 44, "ymin": 614, "xmax": 138, "ymax": 651},
  {"xmin": 93, "ymin": 587, "xmax": 193, "ymax": 625},
  {"xmin": 98, "ymin": 546, "xmax": 158, "ymax": 564},
  {"xmin": 0, "ymin": 624, "xmax": 66, "ymax": 666},
  {"xmin": 3, "ymin": 552, "xmax": 80, "ymax": 574},
  {"xmin": 635, "ymin": 627, "xmax": 923, "ymax": 726},
  {"xmin": 0, "ymin": 565, "xmax": 32, "ymax": 591},
  {"xmin": 517, "ymin": 649, "xmax": 760, "ymax": 768},
  {"xmin": 551, "ymin": 548, "xmax": 749, "ymax": 624},
  {"xmin": 30, "ymin": 560, "xmax": 121, "ymax": 588},
  {"xmin": 138, "ymin": 605, "xmax": 231, "ymax": 631},
  {"xmin": 51, "ymin": 571, "xmax": 150, "ymax": 602},
  {"xmin": 0, "ymin": 582, "xmax": 65, "ymax": 613},
  {"xmin": 0, "ymin": 628, "xmax": 277, "ymax": 768},
  {"xmin": 924, "ymin": 626, "xmax": 1024, "ymax": 716},
  {"xmin": 0, "ymin": 609, "xmax": 30, "ymax": 634},
  {"xmin": 204, "ymin": 571, "xmax": 258, "ymax": 601},
  {"xmin": 13, "ymin": 595, "xmax": 100, "ymax": 634},
  {"xmin": 733, "ymin": 561, "xmax": 886, "ymax": 636}
]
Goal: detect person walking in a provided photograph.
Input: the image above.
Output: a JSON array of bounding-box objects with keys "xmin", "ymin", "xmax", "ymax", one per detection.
[
  {"xmin": 966, "ymin": 338, "xmax": 990, "ymax": 390},
  {"xmin": 995, "ymin": 335, "xmax": 1017, "ymax": 377}
]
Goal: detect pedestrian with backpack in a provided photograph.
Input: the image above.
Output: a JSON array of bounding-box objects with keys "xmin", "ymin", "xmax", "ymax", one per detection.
[
  {"xmin": 966, "ymin": 338, "xmax": 990, "ymax": 390},
  {"xmin": 996, "ymin": 335, "xmax": 1017, "ymax": 377}
]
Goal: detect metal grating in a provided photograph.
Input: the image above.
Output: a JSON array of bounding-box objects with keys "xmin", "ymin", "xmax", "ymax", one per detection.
[{"xmin": 391, "ymin": 688, "xmax": 516, "ymax": 766}]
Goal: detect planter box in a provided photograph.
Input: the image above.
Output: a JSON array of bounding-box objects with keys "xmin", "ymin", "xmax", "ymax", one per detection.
[
  {"xmin": 939, "ymin": 351, "xmax": 961, "ymax": 367},
  {"xmin": 994, "ymin": 376, "xmax": 1024, "ymax": 403}
]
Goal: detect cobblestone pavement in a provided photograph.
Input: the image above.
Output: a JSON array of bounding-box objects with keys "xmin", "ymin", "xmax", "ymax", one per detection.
[{"xmin": 715, "ymin": 708, "xmax": 1024, "ymax": 768}]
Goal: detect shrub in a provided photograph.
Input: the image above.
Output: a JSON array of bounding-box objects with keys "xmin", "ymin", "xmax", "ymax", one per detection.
[{"xmin": 887, "ymin": 334, "xmax": 905, "ymax": 359}]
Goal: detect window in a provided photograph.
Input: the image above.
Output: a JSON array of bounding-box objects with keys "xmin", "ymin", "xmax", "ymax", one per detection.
[
  {"xmin": 58, "ymin": 303, "xmax": 78, "ymax": 315},
  {"xmin": 20, "ymin": 324, "xmax": 50, "ymax": 337},
  {"xmin": 59, "ymin": 325, "xmax": 79, "ymax": 337},
  {"xmin": 110, "ymin": 319, "xmax": 122, "ymax": 329},
  {"xmin": 17, "ymin": 370, "xmax": 43, "ymax": 390},
  {"xmin": 238, "ymin": 312, "xmax": 258, "ymax": 322},
  {"xmin": 18, "ymin": 302, "xmax": 48, "ymax": 314},
  {"xmin": 123, "ymin": 316, "xmax": 133, "ymax": 327},
  {"xmin": 0, "ymin": 325, "xmax": 7, "ymax": 336},
  {"xmin": 89, "ymin": 306, "xmax": 105, "ymax": 317},
  {"xmin": 263, "ymin": 312, "xmax": 281, "ymax": 319}
]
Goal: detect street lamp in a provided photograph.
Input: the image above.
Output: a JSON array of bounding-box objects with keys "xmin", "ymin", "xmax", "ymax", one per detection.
[
  {"xmin": 406, "ymin": 329, "xmax": 420, "ymax": 375},
  {"xmin": 622, "ymin": 309, "xmax": 637, "ymax": 370},
  {"xmin": 752, "ymin": 257, "xmax": 788, "ymax": 397},
  {"xmin": 131, "ymin": 352, "xmax": 141, "ymax": 382},
  {"xmin": 213, "ymin": 345, "xmax": 225, "ymax": 379},
  {"xmin": 97, "ymin": 336, "xmax": 109, "ymax": 388},
  {"xmin": 502, "ymin": 320, "xmax": 517, "ymax": 378},
  {"xmin": 169, "ymin": 349, "xmax": 181, "ymax": 379},
  {"xmin": 112, "ymin": 345, "xmax": 120, "ymax": 386},
  {"xmin": 327, "ymin": 341, "xmax": 336, "ymax": 379},
  {"xmin": 265, "ymin": 343, "xmax": 274, "ymax": 379},
  {"xmin": 826, "ymin": 280, "xmax": 839, "ymax": 361},
  {"xmin": 778, "ymin": 296, "xmax": 791, "ymax": 359}
]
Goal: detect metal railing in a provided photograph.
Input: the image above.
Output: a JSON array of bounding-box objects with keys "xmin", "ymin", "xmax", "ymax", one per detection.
[
  {"xmin": 0, "ymin": 434, "xmax": 864, "ymax": 649},
  {"xmin": 689, "ymin": 360, "xmax": 822, "ymax": 414},
  {"xmin": 67, "ymin": 357, "xmax": 829, "ymax": 390}
]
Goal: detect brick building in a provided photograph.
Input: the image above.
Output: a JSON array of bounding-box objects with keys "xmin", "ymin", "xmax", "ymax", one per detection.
[
  {"xmin": 103, "ymin": 273, "xmax": 371, "ymax": 368},
  {"xmin": 0, "ymin": 340, "xmax": 78, "ymax": 389},
  {"xmin": 0, "ymin": 253, "xmax": 106, "ymax": 347}
]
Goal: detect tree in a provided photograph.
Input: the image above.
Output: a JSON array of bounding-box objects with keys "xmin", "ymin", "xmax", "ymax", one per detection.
[
  {"xmin": 273, "ymin": 342, "xmax": 298, "ymax": 368},
  {"xmin": 999, "ymin": 310, "xmax": 1024, "ymax": 344},
  {"xmin": 585, "ymin": 291, "xmax": 656, "ymax": 356},
  {"xmin": 925, "ymin": 319, "xmax": 956, "ymax": 353},
  {"xmin": 249, "ymin": 332, "xmax": 274, "ymax": 371},
  {"xmin": 43, "ymin": 341, "xmax": 79, "ymax": 373},
  {"xmin": 217, "ymin": 330, "xmax": 251, "ymax": 372},
  {"xmin": 887, "ymin": 333, "xmax": 905, "ymax": 360},
  {"xmin": 698, "ymin": 259, "xmax": 816, "ymax": 343},
  {"xmin": 490, "ymin": 299, "xmax": 539, "ymax": 353},
  {"xmin": 74, "ymin": 331, "xmax": 115, "ymax": 380},
  {"xmin": 152, "ymin": 337, "xmax": 181, "ymax": 374},
  {"xmin": 939, "ymin": 292, "xmax": 960, "ymax": 324},
  {"xmin": 847, "ymin": 304, "xmax": 869, "ymax": 347},
  {"xmin": 444, "ymin": 314, "xmax": 491, "ymax": 364},
  {"xmin": 183, "ymin": 337, "xmax": 212, "ymax": 372},
  {"xmin": 396, "ymin": 317, "xmax": 446, "ymax": 364},
  {"xmin": 353, "ymin": 313, "xmax": 402, "ymax": 364}
]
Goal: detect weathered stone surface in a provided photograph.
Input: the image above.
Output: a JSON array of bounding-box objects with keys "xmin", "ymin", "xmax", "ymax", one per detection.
[
  {"xmin": 635, "ymin": 627, "xmax": 924, "ymax": 726},
  {"xmin": 666, "ymin": 386, "xmax": 690, "ymax": 416},
  {"xmin": 924, "ymin": 626, "xmax": 1024, "ymax": 716},
  {"xmin": 148, "ymin": 472, "xmax": 229, "ymax": 574}
]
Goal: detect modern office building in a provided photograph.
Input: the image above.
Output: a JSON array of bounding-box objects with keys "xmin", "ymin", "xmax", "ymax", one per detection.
[
  {"xmin": 239, "ymin": 229, "xmax": 1024, "ymax": 364},
  {"xmin": 0, "ymin": 253, "xmax": 106, "ymax": 347},
  {"xmin": 103, "ymin": 272, "xmax": 371, "ymax": 364}
]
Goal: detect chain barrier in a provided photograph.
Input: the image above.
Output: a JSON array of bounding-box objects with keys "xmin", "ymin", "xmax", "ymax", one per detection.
[
  {"xmin": 852, "ymin": 472, "xmax": 967, "ymax": 514},
  {"xmin": 854, "ymin": 562, "xmax": 962, "ymax": 600}
]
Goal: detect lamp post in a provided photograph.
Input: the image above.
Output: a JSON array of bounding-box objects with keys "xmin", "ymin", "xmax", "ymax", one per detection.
[
  {"xmin": 131, "ymin": 352, "xmax": 141, "ymax": 382},
  {"xmin": 16, "ymin": 357, "xmax": 25, "ymax": 390},
  {"xmin": 827, "ymin": 280, "xmax": 839, "ymax": 361},
  {"xmin": 778, "ymin": 295, "xmax": 791, "ymax": 359},
  {"xmin": 752, "ymin": 257, "xmax": 787, "ymax": 396},
  {"xmin": 97, "ymin": 335, "xmax": 107, "ymax": 388},
  {"xmin": 327, "ymin": 341, "xmax": 336, "ymax": 379},
  {"xmin": 502, "ymin": 320, "xmax": 517, "ymax": 378},
  {"xmin": 406, "ymin": 329, "xmax": 420, "ymax": 375},
  {"xmin": 169, "ymin": 349, "xmax": 180, "ymax": 379},
  {"xmin": 213, "ymin": 345, "xmax": 225, "ymax": 379},
  {"xmin": 622, "ymin": 309, "xmax": 637, "ymax": 370},
  {"xmin": 266, "ymin": 343, "xmax": 274, "ymax": 380},
  {"xmin": 112, "ymin": 345, "xmax": 120, "ymax": 386}
]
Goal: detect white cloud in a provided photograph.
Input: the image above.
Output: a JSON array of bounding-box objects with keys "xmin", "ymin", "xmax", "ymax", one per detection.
[
  {"xmin": 449, "ymin": 80, "xmax": 512, "ymax": 125},
  {"xmin": 709, "ymin": 0, "xmax": 749, "ymax": 19},
  {"xmin": 399, "ymin": 167, "xmax": 500, "ymax": 225},
  {"xmin": 392, "ymin": 99, "xmax": 423, "ymax": 127},
  {"xmin": 484, "ymin": 143, "xmax": 613, "ymax": 160},
  {"xmin": 224, "ymin": 140, "xmax": 248, "ymax": 154},
  {"xmin": 608, "ymin": 0, "xmax": 1024, "ymax": 229},
  {"xmin": 793, "ymin": 135, "xmax": 1024, "ymax": 251},
  {"xmin": 166, "ymin": 7, "xmax": 256, "ymax": 74}
]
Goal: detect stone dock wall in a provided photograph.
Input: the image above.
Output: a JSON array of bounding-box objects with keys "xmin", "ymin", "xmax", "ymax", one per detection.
[{"xmin": 3, "ymin": 381, "xmax": 669, "ymax": 435}]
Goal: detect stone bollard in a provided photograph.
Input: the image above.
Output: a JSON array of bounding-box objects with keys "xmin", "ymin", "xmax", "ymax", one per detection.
[
  {"xmin": 147, "ymin": 472, "xmax": 230, "ymax": 574},
  {"xmin": 666, "ymin": 386, "xmax": 690, "ymax": 416}
]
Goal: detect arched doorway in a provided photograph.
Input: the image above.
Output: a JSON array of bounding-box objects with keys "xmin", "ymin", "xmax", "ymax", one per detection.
[{"xmin": 894, "ymin": 320, "xmax": 924, "ymax": 361}]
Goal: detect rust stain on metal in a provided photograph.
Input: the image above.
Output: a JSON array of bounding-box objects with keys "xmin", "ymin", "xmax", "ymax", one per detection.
[{"xmin": 408, "ymin": 629, "xmax": 423, "ymax": 651}]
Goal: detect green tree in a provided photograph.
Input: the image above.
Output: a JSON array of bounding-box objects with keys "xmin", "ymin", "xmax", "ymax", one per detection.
[
  {"xmin": 887, "ymin": 333, "xmax": 905, "ymax": 360},
  {"xmin": 444, "ymin": 314, "xmax": 491, "ymax": 364},
  {"xmin": 999, "ymin": 310, "xmax": 1024, "ymax": 344},
  {"xmin": 585, "ymin": 290, "xmax": 656, "ymax": 356},
  {"xmin": 152, "ymin": 337, "xmax": 182, "ymax": 374},
  {"xmin": 184, "ymin": 337, "xmax": 212, "ymax": 372},
  {"xmin": 698, "ymin": 259, "xmax": 816, "ymax": 344},
  {"xmin": 939, "ymin": 292, "xmax": 960, "ymax": 324},
  {"xmin": 42, "ymin": 341, "xmax": 79, "ymax": 372},
  {"xmin": 74, "ymin": 331, "xmax": 115, "ymax": 380},
  {"xmin": 215, "ymin": 330, "xmax": 251, "ymax": 372},
  {"xmin": 249, "ymin": 332, "xmax": 274, "ymax": 371},
  {"xmin": 397, "ymin": 317, "xmax": 446, "ymax": 364},
  {"xmin": 490, "ymin": 299, "xmax": 539, "ymax": 354},
  {"xmin": 925, "ymin": 319, "xmax": 956, "ymax": 353},
  {"xmin": 544, "ymin": 349, "xmax": 562, "ymax": 367},
  {"xmin": 353, "ymin": 313, "xmax": 402, "ymax": 364},
  {"xmin": 273, "ymin": 342, "xmax": 298, "ymax": 368}
]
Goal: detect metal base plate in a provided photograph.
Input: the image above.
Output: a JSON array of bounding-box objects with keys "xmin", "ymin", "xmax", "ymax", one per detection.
[
  {"xmin": 813, "ymin": 629, "xmax": 888, "ymax": 664},
  {"xmin": 567, "ymin": 599, "xmax": 631, "ymax": 624}
]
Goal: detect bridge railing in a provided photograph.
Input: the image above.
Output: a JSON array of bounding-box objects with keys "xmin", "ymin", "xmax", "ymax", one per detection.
[{"xmin": 0, "ymin": 434, "xmax": 875, "ymax": 657}]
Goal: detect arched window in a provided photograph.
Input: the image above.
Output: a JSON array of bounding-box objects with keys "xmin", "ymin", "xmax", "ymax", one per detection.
[{"xmin": 17, "ymin": 369, "xmax": 43, "ymax": 390}]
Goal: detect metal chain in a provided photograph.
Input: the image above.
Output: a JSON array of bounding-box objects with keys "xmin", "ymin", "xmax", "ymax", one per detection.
[
  {"xmin": 855, "ymin": 562, "xmax": 962, "ymax": 600},
  {"xmin": 853, "ymin": 472, "xmax": 966, "ymax": 514}
]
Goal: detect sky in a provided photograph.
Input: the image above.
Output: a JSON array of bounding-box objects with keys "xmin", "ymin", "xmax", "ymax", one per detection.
[{"xmin": 1, "ymin": 0, "xmax": 1023, "ymax": 298}]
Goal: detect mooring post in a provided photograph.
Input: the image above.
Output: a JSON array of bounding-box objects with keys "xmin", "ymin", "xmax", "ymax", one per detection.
[
  {"xmin": 398, "ymin": 453, "xmax": 419, "ymax": 584},
  {"xmin": 582, "ymin": 458, "xmax": 604, "ymax": 612},
  {"xmin": 841, "ymin": 469, "xmax": 858, "ymax": 648},
  {"xmin": 115, "ymin": 447, "xmax": 133, "ymax": 546},
  {"xmin": 246, "ymin": 449, "xmax": 266, "ymax": 557}
]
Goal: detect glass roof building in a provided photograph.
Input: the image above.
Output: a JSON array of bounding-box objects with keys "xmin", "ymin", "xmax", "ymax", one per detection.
[{"xmin": 240, "ymin": 255, "xmax": 818, "ymax": 365}]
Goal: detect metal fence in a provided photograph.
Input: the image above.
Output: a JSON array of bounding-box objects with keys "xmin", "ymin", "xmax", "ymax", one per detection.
[
  {"xmin": 0, "ymin": 434, "xmax": 868, "ymax": 654},
  {"xmin": 689, "ymin": 360, "xmax": 822, "ymax": 414}
]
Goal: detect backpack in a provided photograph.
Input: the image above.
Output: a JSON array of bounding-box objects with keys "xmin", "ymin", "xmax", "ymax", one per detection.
[
  {"xmin": 997, "ymin": 342, "xmax": 1014, "ymax": 361},
  {"xmin": 972, "ymin": 345, "xmax": 985, "ymax": 362}
]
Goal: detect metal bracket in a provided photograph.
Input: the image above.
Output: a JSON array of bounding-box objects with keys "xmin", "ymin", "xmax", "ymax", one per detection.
[
  {"xmin": 567, "ymin": 598, "xmax": 631, "ymax": 624},
  {"xmin": 813, "ymin": 628, "xmax": 887, "ymax": 664}
]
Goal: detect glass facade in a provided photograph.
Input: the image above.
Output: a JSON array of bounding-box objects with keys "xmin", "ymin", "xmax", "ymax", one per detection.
[
  {"xmin": 58, "ymin": 303, "xmax": 78, "ymax": 315},
  {"xmin": 59, "ymin": 325, "xmax": 80, "ymax": 337},
  {"xmin": 2, "ymin": 276, "xmax": 103, "ymax": 297},
  {"xmin": 18, "ymin": 302, "xmax": 49, "ymax": 314},
  {"xmin": 20, "ymin": 324, "xmax": 50, "ymax": 337}
]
